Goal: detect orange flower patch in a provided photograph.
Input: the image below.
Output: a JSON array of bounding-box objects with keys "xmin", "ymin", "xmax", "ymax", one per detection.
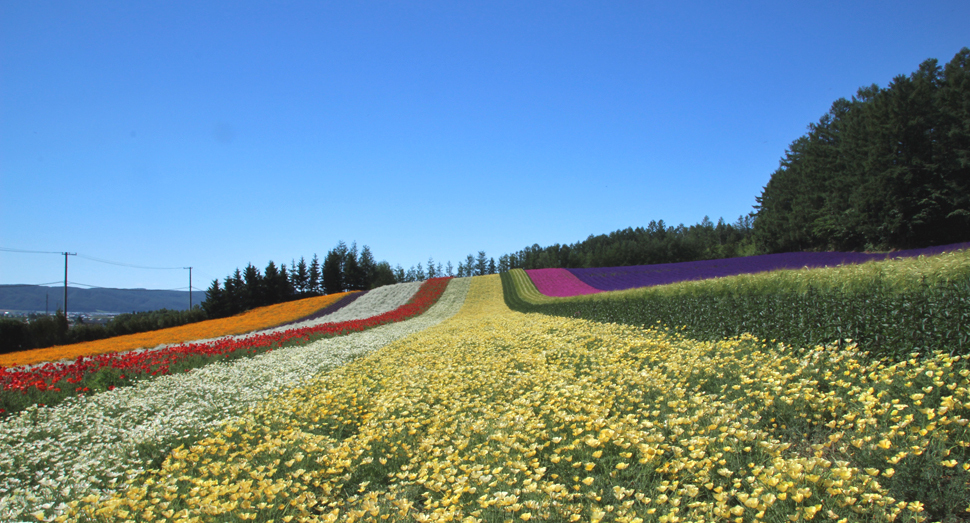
[{"xmin": 0, "ymin": 292, "xmax": 353, "ymax": 368}]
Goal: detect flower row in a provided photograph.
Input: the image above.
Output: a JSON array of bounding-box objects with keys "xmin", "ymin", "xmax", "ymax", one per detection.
[
  {"xmin": 0, "ymin": 279, "xmax": 449, "ymax": 408},
  {"xmin": 529, "ymin": 241, "xmax": 970, "ymax": 296},
  {"xmin": 0, "ymin": 292, "xmax": 355, "ymax": 369},
  {"xmin": 0, "ymin": 278, "xmax": 471, "ymax": 522}
]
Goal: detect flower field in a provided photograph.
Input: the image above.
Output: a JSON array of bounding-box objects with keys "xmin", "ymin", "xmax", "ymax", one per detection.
[
  {"xmin": 0, "ymin": 279, "xmax": 450, "ymax": 417},
  {"xmin": 530, "ymin": 242, "xmax": 970, "ymax": 296},
  {"xmin": 0, "ymin": 293, "xmax": 356, "ymax": 369},
  {"xmin": 0, "ymin": 278, "xmax": 470, "ymax": 522},
  {"xmin": 65, "ymin": 275, "xmax": 970, "ymax": 522},
  {"xmin": 509, "ymin": 249, "xmax": 970, "ymax": 362}
]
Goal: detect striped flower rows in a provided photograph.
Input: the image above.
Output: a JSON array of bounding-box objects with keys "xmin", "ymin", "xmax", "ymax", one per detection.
[
  {"xmin": 0, "ymin": 278, "xmax": 471, "ymax": 522},
  {"xmin": 255, "ymin": 281, "xmax": 423, "ymax": 336},
  {"xmin": 68, "ymin": 275, "xmax": 970, "ymax": 522},
  {"xmin": 0, "ymin": 280, "xmax": 448, "ymax": 416},
  {"xmin": 0, "ymin": 292, "xmax": 355, "ymax": 369}
]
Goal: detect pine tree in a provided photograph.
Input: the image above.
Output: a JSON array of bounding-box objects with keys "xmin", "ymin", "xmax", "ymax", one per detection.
[
  {"xmin": 416, "ymin": 263, "xmax": 426, "ymax": 281},
  {"xmin": 465, "ymin": 254, "xmax": 476, "ymax": 276},
  {"xmin": 445, "ymin": 261, "xmax": 453, "ymax": 277},
  {"xmin": 372, "ymin": 261, "xmax": 398, "ymax": 288},
  {"xmin": 427, "ymin": 257, "xmax": 436, "ymax": 278},
  {"xmin": 309, "ymin": 254, "xmax": 322, "ymax": 294},
  {"xmin": 475, "ymin": 251, "xmax": 487, "ymax": 276},
  {"xmin": 323, "ymin": 247, "xmax": 344, "ymax": 294},
  {"xmin": 202, "ymin": 279, "xmax": 225, "ymax": 318},
  {"xmin": 343, "ymin": 242, "xmax": 363, "ymax": 290},
  {"xmin": 488, "ymin": 257, "xmax": 497, "ymax": 274},
  {"xmin": 498, "ymin": 255, "xmax": 510, "ymax": 273},
  {"xmin": 263, "ymin": 261, "xmax": 282, "ymax": 306},
  {"xmin": 359, "ymin": 246, "xmax": 377, "ymax": 289},
  {"xmin": 293, "ymin": 257, "xmax": 310, "ymax": 295},
  {"xmin": 243, "ymin": 263, "xmax": 262, "ymax": 309}
]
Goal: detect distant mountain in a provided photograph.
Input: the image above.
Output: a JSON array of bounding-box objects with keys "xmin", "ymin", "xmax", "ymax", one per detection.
[{"xmin": 0, "ymin": 285, "xmax": 203, "ymax": 313}]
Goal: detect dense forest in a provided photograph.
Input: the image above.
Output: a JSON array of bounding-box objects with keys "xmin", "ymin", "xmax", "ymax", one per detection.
[{"xmin": 753, "ymin": 48, "xmax": 970, "ymax": 252}]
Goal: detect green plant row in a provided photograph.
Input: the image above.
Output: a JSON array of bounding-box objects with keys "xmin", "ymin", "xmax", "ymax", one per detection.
[{"xmin": 502, "ymin": 248, "xmax": 970, "ymax": 361}]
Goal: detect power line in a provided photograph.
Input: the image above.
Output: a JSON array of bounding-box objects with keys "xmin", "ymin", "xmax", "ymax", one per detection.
[
  {"xmin": 4, "ymin": 247, "xmax": 185, "ymax": 270},
  {"xmin": 76, "ymin": 254, "xmax": 184, "ymax": 270},
  {"xmin": 0, "ymin": 247, "xmax": 62, "ymax": 254},
  {"xmin": 0, "ymin": 281, "xmax": 64, "ymax": 287}
]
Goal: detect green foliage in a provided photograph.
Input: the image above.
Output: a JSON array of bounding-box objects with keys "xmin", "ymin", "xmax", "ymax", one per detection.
[
  {"xmin": 504, "ymin": 215, "xmax": 756, "ymax": 270},
  {"xmin": 502, "ymin": 249, "xmax": 970, "ymax": 361},
  {"xmin": 754, "ymin": 48, "xmax": 970, "ymax": 252},
  {"xmin": 323, "ymin": 245, "xmax": 345, "ymax": 294}
]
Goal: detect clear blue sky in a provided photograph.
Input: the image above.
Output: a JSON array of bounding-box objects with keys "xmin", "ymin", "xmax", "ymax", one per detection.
[{"xmin": 2, "ymin": 1, "xmax": 968, "ymax": 291}]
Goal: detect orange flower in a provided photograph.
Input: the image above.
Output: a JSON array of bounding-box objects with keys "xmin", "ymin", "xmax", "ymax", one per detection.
[{"xmin": 0, "ymin": 293, "xmax": 353, "ymax": 368}]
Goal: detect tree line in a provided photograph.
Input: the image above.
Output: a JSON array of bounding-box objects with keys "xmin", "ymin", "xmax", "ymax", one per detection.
[
  {"xmin": 497, "ymin": 215, "xmax": 756, "ymax": 270},
  {"xmin": 752, "ymin": 47, "xmax": 970, "ymax": 252},
  {"xmin": 201, "ymin": 242, "xmax": 502, "ymax": 320}
]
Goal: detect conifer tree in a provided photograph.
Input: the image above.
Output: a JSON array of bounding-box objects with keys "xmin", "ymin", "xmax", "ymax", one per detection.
[
  {"xmin": 371, "ymin": 261, "xmax": 397, "ymax": 288},
  {"xmin": 446, "ymin": 261, "xmax": 454, "ymax": 277},
  {"xmin": 359, "ymin": 246, "xmax": 377, "ymax": 289},
  {"xmin": 475, "ymin": 251, "xmax": 488, "ymax": 276},
  {"xmin": 343, "ymin": 243, "xmax": 364, "ymax": 290},
  {"xmin": 243, "ymin": 263, "xmax": 262, "ymax": 309},
  {"xmin": 293, "ymin": 257, "xmax": 310, "ymax": 295},
  {"xmin": 308, "ymin": 254, "xmax": 322, "ymax": 294},
  {"xmin": 488, "ymin": 257, "xmax": 497, "ymax": 274},
  {"xmin": 427, "ymin": 257, "xmax": 436, "ymax": 278},
  {"xmin": 323, "ymin": 246, "xmax": 345, "ymax": 294},
  {"xmin": 202, "ymin": 279, "xmax": 225, "ymax": 318}
]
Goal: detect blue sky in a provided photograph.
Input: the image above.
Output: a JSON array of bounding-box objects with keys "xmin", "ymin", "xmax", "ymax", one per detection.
[{"xmin": 2, "ymin": 1, "xmax": 968, "ymax": 292}]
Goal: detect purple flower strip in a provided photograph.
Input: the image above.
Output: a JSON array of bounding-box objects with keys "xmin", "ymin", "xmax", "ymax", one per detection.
[{"xmin": 565, "ymin": 242, "xmax": 970, "ymax": 292}]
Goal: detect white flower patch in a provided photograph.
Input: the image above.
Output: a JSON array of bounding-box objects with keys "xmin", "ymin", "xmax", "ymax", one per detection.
[
  {"xmin": 0, "ymin": 278, "xmax": 471, "ymax": 522},
  {"xmin": 254, "ymin": 280, "xmax": 423, "ymax": 336}
]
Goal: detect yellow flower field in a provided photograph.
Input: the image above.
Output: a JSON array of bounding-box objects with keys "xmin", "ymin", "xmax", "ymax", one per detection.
[
  {"xmin": 0, "ymin": 292, "xmax": 353, "ymax": 368},
  {"xmin": 71, "ymin": 276, "xmax": 969, "ymax": 522}
]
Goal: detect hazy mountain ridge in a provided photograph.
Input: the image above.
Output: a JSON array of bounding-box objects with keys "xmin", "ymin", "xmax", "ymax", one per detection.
[{"xmin": 0, "ymin": 285, "xmax": 201, "ymax": 313}]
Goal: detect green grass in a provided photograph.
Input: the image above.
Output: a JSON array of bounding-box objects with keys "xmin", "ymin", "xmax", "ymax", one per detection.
[{"xmin": 502, "ymin": 248, "xmax": 970, "ymax": 361}]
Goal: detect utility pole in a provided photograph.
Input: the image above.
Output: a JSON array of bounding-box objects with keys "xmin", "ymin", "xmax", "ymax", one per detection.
[
  {"xmin": 63, "ymin": 252, "xmax": 76, "ymax": 320},
  {"xmin": 185, "ymin": 267, "xmax": 193, "ymax": 309}
]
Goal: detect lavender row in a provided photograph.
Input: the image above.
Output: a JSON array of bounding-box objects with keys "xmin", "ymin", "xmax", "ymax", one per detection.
[{"xmin": 568, "ymin": 242, "xmax": 970, "ymax": 291}]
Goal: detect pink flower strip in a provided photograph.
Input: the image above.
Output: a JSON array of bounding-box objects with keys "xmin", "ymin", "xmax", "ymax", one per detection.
[{"xmin": 526, "ymin": 268, "xmax": 603, "ymax": 297}]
